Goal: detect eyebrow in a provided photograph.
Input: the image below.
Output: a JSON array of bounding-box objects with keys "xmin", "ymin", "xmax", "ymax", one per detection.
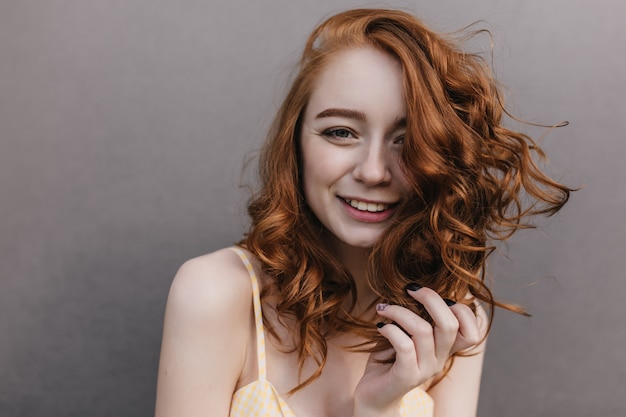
[
  {"xmin": 315, "ymin": 108, "xmax": 366, "ymax": 121},
  {"xmin": 315, "ymin": 107, "xmax": 406, "ymax": 131}
]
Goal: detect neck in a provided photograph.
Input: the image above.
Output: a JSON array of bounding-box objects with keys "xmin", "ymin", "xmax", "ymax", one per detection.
[{"xmin": 329, "ymin": 240, "xmax": 378, "ymax": 315}]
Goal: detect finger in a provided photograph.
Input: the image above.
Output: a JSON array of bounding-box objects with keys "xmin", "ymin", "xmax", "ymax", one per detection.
[
  {"xmin": 450, "ymin": 302, "xmax": 488, "ymax": 353},
  {"xmin": 405, "ymin": 286, "xmax": 458, "ymax": 360},
  {"xmin": 376, "ymin": 322, "xmax": 419, "ymax": 382},
  {"xmin": 376, "ymin": 304, "xmax": 436, "ymax": 369},
  {"xmin": 369, "ymin": 345, "xmax": 396, "ymax": 364}
]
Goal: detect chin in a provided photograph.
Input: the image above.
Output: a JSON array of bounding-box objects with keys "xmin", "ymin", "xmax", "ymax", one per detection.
[{"xmin": 335, "ymin": 233, "xmax": 383, "ymax": 250}]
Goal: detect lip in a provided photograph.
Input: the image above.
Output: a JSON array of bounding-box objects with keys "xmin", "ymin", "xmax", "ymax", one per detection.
[
  {"xmin": 338, "ymin": 196, "xmax": 398, "ymax": 223},
  {"xmin": 339, "ymin": 195, "xmax": 399, "ymax": 206}
]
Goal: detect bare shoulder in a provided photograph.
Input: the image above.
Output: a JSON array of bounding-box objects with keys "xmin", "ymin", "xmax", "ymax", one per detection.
[
  {"xmin": 161, "ymin": 246, "xmax": 255, "ymax": 353},
  {"xmin": 156, "ymin": 246, "xmax": 258, "ymax": 416},
  {"xmin": 166, "ymin": 246, "xmax": 254, "ymax": 317},
  {"xmin": 167, "ymin": 248, "xmax": 260, "ymax": 324}
]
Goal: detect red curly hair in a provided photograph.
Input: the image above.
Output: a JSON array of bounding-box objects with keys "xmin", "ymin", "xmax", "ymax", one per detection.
[{"xmin": 243, "ymin": 8, "xmax": 571, "ymax": 390}]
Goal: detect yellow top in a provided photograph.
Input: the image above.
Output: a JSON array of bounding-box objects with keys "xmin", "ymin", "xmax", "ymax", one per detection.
[{"xmin": 228, "ymin": 247, "xmax": 434, "ymax": 417}]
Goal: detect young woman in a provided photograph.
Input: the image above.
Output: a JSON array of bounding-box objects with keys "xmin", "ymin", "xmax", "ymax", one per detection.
[{"xmin": 155, "ymin": 9, "xmax": 571, "ymax": 417}]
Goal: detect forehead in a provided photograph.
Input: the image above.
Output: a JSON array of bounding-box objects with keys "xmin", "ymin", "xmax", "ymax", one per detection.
[{"xmin": 306, "ymin": 46, "xmax": 406, "ymax": 118}]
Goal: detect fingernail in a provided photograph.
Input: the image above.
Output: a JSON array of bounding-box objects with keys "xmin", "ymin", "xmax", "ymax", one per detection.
[
  {"xmin": 376, "ymin": 303, "xmax": 389, "ymax": 312},
  {"xmin": 376, "ymin": 322, "xmax": 386, "ymax": 328},
  {"xmin": 444, "ymin": 299, "xmax": 456, "ymax": 306},
  {"xmin": 405, "ymin": 283, "xmax": 422, "ymax": 292}
]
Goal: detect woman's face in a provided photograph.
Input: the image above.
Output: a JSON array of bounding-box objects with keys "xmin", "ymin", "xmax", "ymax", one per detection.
[{"xmin": 300, "ymin": 46, "xmax": 412, "ymax": 250}]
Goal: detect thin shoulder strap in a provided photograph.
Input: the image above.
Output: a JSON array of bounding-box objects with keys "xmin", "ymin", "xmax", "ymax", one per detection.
[{"xmin": 229, "ymin": 247, "xmax": 267, "ymax": 381}]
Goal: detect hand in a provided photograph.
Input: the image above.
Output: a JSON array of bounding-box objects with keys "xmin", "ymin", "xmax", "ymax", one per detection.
[{"xmin": 353, "ymin": 285, "xmax": 482, "ymax": 417}]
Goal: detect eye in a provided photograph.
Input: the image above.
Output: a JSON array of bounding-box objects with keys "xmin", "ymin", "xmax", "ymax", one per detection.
[
  {"xmin": 321, "ymin": 127, "xmax": 356, "ymax": 140},
  {"xmin": 393, "ymin": 135, "xmax": 405, "ymax": 145}
]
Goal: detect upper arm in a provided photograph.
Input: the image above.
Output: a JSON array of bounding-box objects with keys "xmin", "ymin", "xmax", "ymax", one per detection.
[
  {"xmin": 427, "ymin": 303, "xmax": 489, "ymax": 417},
  {"xmin": 155, "ymin": 249, "xmax": 253, "ymax": 417}
]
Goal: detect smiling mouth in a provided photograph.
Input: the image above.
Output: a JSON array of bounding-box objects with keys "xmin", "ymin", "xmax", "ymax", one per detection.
[{"xmin": 343, "ymin": 199, "xmax": 391, "ymax": 212}]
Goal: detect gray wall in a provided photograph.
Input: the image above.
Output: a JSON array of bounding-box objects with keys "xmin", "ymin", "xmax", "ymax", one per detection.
[{"xmin": 1, "ymin": 0, "xmax": 624, "ymax": 416}]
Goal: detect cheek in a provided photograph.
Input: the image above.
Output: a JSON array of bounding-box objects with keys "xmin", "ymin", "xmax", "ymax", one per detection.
[
  {"xmin": 301, "ymin": 146, "xmax": 325, "ymax": 201},
  {"xmin": 301, "ymin": 159, "xmax": 331, "ymax": 224},
  {"xmin": 394, "ymin": 165, "xmax": 414, "ymax": 198},
  {"xmin": 301, "ymin": 143, "xmax": 341, "ymax": 186},
  {"xmin": 300, "ymin": 146, "xmax": 351, "ymax": 215},
  {"xmin": 389, "ymin": 153, "xmax": 408, "ymax": 182},
  {"xmin": 302, "ymin": 156, "xmax": 332, "ymax": 200},
  {"xmin": 301, "ymin": 161, "xmax": 316, "ymax": 203}
]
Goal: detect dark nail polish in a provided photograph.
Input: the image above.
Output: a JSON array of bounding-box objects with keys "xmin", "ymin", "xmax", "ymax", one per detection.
[
  {"xmin": 444, "ymin": 299, "xmax": 456, "ymax": 306},
  {"xmin": 405, "ymin": 283, "xmax": 422, "ymax": 292},
  {"xmin": 376, "ymin": 322, "xmax": 386, "ymax": 328}
]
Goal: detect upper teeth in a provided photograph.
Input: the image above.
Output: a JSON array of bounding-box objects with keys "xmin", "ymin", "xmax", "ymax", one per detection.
[{"xmin": 347, "ymin": 199, "xmax": 389, "ymax": 212}]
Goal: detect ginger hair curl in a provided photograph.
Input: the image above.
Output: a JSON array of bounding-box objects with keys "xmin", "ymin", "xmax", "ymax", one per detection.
[{"xmin": 243, "ymin": 8, "xmax": 572, "ymax": 391}]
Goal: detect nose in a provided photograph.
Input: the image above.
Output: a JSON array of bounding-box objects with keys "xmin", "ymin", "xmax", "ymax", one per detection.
[{"xmin": 352, "ymin": 141, "xmax": 393, "ymax": 186}]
